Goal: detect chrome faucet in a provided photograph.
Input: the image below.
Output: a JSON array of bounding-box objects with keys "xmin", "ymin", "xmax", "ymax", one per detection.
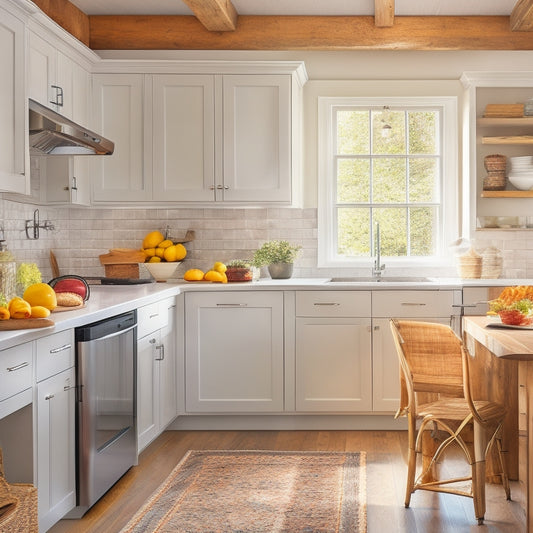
[{"xmin": 372, "ymin": 223, "xmax": 386, "ymax": 278}]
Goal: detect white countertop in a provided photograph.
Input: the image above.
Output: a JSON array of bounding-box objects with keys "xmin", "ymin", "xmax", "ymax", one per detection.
[{"xmin": 0, "ymin": 276, "xmax": 528, "ymax": 350}]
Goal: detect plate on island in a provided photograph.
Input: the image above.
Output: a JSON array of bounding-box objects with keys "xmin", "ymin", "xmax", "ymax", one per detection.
[{"xmin": 486, "ymin": 316, "xmax": 533, "ymax": 330}]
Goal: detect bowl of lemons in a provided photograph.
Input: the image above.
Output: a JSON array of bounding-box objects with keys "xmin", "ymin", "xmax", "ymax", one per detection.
[{"xmin": 141, "ymin": 230, "xmax": 188, "ymax": 282}]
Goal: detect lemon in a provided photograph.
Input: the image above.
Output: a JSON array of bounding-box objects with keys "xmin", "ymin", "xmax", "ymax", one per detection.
[
  {"xmin": 23, "ymin": 283, "xmax": 57, "ymax": 311},
  {"xmin": 163, "ymin": 243, "xmax": 187, "ymax": 262},
  {"xmin": 155, "ymin": 247, "xmax": 165, "ymax": 258},
  {"xmin": 183, "ymin": 269, "xmax": 205, "ymax": 281},
  {"xmin": 142, "ymin": 230, "xmax": 165, "ymax": 249},
  {"xmin": 213, "ymin": 261, "xmax": 227, "ymax": 274},
  {"xmin": 31, "ymin": 305, "xmax": 51, "ymax": 318},
  {"xmin": 144, "ymin": 248, "xmax": 156, "ymax": 258},
  {"xmin": 148, "ymin": 256, "xmax": 162, "ymax": 263},
  {"xmin": 158, "ymin": 239, "xmax": 173, "ymax": 249},
  {"xmin": 204, "ymin": 270, "xmax": 224, "ymax": 282}
]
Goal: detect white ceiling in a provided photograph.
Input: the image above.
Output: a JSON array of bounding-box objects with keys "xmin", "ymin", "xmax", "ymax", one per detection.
[{"xmin": 68, "ymin": 0, "xmax": 518, "ymax": 17}]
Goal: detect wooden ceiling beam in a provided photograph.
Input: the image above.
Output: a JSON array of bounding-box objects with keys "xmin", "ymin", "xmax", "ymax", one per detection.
[
  {"xmin": 511, "ymin": 0, "xmax": 533, "ymax": 31},
  {"xmin": 181, "ymin": 0, "xmax": 238, "ymax": 31},
  {"xmin": 31, "ymin": 0, "xmax": 90, "ymax": 46},
  {"xmin": 89, "ymin": 15, "xmax": 533, "ymax": 51},
  {"xmin": 375, "ymin": 0, "xmax": 394, "ymax": 27}
]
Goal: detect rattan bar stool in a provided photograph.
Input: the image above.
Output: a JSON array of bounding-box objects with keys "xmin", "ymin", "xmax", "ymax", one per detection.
[
  {"xmin": 390, "ymin": 319, "xmax": 511, "ymax": 525},
  {"xmin": 0, "ymin": 448, "xmax": 38, "ymax": 532}
]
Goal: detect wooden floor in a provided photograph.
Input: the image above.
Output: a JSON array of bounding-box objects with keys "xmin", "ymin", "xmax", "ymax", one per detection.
[{"xmin": 49, "ymin": 430, "xmax": 526, "ymax": 533}]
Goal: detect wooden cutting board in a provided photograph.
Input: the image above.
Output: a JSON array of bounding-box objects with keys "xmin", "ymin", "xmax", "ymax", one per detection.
[
  {"xmin": 99, "ymin": 248, "xmax": 146, "ymax": 265},
  {"xmin": 0, "ymin": 318, "xmax": 54, "ymax": 330}
]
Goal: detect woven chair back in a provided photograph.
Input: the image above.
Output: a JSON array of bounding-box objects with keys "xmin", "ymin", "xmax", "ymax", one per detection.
[{"xmin": 392, "ymin": 320, "xmax": 464, "ymax": 397}]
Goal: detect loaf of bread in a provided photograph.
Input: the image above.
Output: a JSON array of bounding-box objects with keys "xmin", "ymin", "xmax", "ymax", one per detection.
[{"xmin": 56, "ymin": 292, "xmax": 83, "ymax": 307}]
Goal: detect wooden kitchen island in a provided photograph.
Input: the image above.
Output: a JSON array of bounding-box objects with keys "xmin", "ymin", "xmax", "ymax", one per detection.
[{"xmin": 463, "ymin": 315, "xmax": 533, "ymax": 531}]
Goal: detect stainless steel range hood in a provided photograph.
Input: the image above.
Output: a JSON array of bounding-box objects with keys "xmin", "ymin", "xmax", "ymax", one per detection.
[{"xmin": 29, "ymin": 99, "xmax": 114, "ymax": 156}]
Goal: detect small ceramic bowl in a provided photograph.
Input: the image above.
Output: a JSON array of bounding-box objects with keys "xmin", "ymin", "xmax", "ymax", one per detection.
[
  {"xmin": 144, "ymin": 262, "xmax": 181, "ymax": 282},
  {"xmin": 508, "ymin": 174, "xmax": 533, "ymax": 191}
]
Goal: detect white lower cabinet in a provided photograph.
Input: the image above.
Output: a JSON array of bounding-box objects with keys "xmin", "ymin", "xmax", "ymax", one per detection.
[
  {"xmin": 294, "ymin": 291, "xmax": 372, "ymax": 412},
  {"xmin": 185, "ymin": 291, "xmax": 284, "ymax": 412},
  {"xmin": 372, "ymin": 290, "xmax": 462, "ymax": 412},
  {"xmin": 137, "ymin": 297, "xmax": 178, "ymax": 452},
  {"xmin": 34, "ymin": 329, "xmax": 76, "ymax": 532}
]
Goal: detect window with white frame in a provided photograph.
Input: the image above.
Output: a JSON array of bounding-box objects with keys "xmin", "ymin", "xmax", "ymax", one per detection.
[{"xmin": 318, "ymin": 97, "xmax": 458, "ymax": 269}]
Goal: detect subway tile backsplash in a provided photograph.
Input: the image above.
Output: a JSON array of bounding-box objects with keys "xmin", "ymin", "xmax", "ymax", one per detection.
[{"xmin": 1, "ymin": 197, "xmax": 531, "ymax": 282}]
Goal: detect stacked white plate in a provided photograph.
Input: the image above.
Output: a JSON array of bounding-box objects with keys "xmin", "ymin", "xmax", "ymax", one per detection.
[{"xmin": 508, "ymin": 156, "xmax": 533, "ymax": 190}]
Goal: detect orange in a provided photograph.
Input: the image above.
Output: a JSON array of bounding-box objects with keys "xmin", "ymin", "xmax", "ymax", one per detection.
[
  {"xmin": 155, "ymin": 247, "xmax": 165, "ymax": 258},
  {"xmin": 143, "ymin": 248, "xmax": 156, "ymax": 258},
  {"xmin": 23, "ymin": 283, "xmax": 57, "ymax": 311},
  {"xmin": 148, "ymin": 256, "xmax": 162, "ymax": 263},
  {"xmin": 183, "ymin": 269, "xmax": 205, "ymax": 281},
  {"xmin": 158, "ymin": 239, "xmax": 173, "ymax": 249}
]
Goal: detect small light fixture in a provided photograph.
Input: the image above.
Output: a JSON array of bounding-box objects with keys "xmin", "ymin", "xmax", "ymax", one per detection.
[{"xmin": 381, "ymin": 106, "xmax": 392, "ymax": 138}]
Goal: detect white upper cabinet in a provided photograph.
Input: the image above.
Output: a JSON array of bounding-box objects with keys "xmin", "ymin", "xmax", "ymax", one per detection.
[
  {"xmin": 152, "ymin": 74, "xmax": 215, "ymax": 202},
  {"xmin": 0, "ymin": 5, "xmax": 28, "ymax": 194},
  {"xmin": 221, "ymin": 75, "xmax": 291, "ymax": 203},
  {"xmin": 27, "ymin": 29, "xmax": 92, "ymax": 205},
  {"xmin": 91, "ymin": 61, "xmax": 307, "ymax": 205},
  {"xmin": 91, "ymin": 74, "xmax": 150, "ymax": 202}
]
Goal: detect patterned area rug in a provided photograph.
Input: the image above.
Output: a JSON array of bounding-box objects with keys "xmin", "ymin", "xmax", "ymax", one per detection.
[{"xmin": 120, "ymin": 450, "xmax": 367, "ymax": 533}]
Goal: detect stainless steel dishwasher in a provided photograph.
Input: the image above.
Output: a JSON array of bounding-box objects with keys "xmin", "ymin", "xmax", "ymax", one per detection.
[{"xmin": 67, "ymin": 310, "xmax": 137, "ymax": 518}]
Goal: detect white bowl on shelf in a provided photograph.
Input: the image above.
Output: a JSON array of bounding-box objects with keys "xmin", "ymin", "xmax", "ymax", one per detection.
[
  {"xmin": 508, "ymin": 173, "xmax": 533, "ymax": 190},
  {"xmin": 144, "ymin": 262, "xmax": 181, "ymax": 282}
]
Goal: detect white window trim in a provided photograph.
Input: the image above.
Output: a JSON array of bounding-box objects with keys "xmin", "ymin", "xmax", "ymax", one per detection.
[{"xmin": 318, "ymin": 95, "xmax": 458, "ymax": 269}]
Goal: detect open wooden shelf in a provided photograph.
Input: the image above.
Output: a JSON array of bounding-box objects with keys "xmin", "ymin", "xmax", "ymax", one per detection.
[
  {"xmin": 478, "ymin": 117, "xmax": 533, "ymax": 127},
  {"xmin": 481, "ymin": 190, "xmax": 533, "ymax": 197},
  {"xmin": 482, "ymin": 135, "xmax": 533, "ymax": 144}
]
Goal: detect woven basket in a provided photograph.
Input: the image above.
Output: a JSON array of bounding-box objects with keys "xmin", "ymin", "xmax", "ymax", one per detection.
[
  {"xmin": 483, "ymin": 173, "xmax": 507, "ymax": 191},
  {"xmin": 0, "ymin": 449, "xmax": 38, "ymax": 532},
  {"xmin": 484, "ymin": 154, "xmax": 507, "ymax": 172}
]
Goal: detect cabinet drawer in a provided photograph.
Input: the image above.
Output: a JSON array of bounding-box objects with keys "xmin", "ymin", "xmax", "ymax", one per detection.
[
  {"xmin": 373, "ymin": 290, "xmax": 456, "ymax": 318},
  {"xmin": 296, "ymin": 291, "xmax": 371, "ymax": 317},
  {"xmin": 137, "ymin": 300, "xmax": 169, "ymax": 338},
  {"xmin": 0, "ymin": 343, "xmax": 33, "ymax": 402},
  {"xmin": 36, "ymin": 329, "xmax": 75, "ymax": 382}
]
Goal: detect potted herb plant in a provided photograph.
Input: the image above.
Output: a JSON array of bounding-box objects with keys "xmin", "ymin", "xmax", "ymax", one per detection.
[
  {"xmin": 225, "ymin": 259, "xmax": 253, "ymax": 282},
  {"xmin": 252, "ymin": 240, "xmax": 302, "ymax": 279}
]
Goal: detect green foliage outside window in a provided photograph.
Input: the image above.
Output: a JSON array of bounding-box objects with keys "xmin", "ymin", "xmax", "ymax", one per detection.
[{"xmin": 335, "ymin": 107, "xmax": 440, "ymax": 259}]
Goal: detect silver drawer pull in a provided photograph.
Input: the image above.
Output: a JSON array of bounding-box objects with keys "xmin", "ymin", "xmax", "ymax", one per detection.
[
  {"xmin": 401, "ymin": 302, "xmax": 426, "ymax": 306},
  {"xmin": 7, "ymin": 361, "xmax": 29, "ymax": 372},
  {"xmin": 45, "ymin": 394, "xmax": 54, "ymax": 400},
  {"xmin": 313, "ymin": 302, "xmax": 341, "ymax": 306},
  {"xmin": 149, "ymin": 313, "xmax": 159, "ymax": 319},
  {"xmin": 50, "ymin": 343, "xmax": 72, "ymax": 354},
  {"xmin": 216, "ymin": 303, "xmax": 248, "ymax": 307}
]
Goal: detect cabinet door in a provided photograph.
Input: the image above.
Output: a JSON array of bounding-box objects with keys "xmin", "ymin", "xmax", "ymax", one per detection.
[
  {"xmin": 185, "ymin": 291, "xmax": 284, "ymax": 412},
  {"xmin": 91, "ymin": 74, "xmax": 150, "ymax": 202},
  {"xmin": 152, "ymin": 75, "xmax": 216, "ymax": 201},
  {"xmin": 137, "ymin": 331, "xmax": 159, "ymax": 452},
  {"xmin": 221, "ymin": 75, "xmax": 291, "ymax": 203},
  {"xmin": 45, "ymin": 158, "xmax": 91, "ymax": 206},
  {"xmin": 28, "ymin": 32, "xmax": 57, "ymax": 110},
  {"xmin": 295, "ymin": 318, "xmax": 372, "ymax": 412},
  {"xmin": 36, "ymin": 367, "xmax": 76, "ymax": 532},
  {"xmin": 159, "ymin": 300, "xmax": 178, "ymax": 429},
  {"xmin": 372, "ymin": 317, "xmax": 453, "ymax": 412},
  {"xmin": 0, "ymin": 8, "xmax": 27, "ymax": 194}
]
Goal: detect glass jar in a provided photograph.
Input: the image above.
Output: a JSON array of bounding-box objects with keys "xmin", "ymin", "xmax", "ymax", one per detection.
[{"xmin": 0, "ymin": 242, "xmax": 16, "ymax": 301}]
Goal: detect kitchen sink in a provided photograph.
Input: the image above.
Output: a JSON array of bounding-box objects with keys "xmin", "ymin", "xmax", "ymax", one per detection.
[{"xmin": 328, "ymin": 276, "xmax": 434, "ymax": 283}]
